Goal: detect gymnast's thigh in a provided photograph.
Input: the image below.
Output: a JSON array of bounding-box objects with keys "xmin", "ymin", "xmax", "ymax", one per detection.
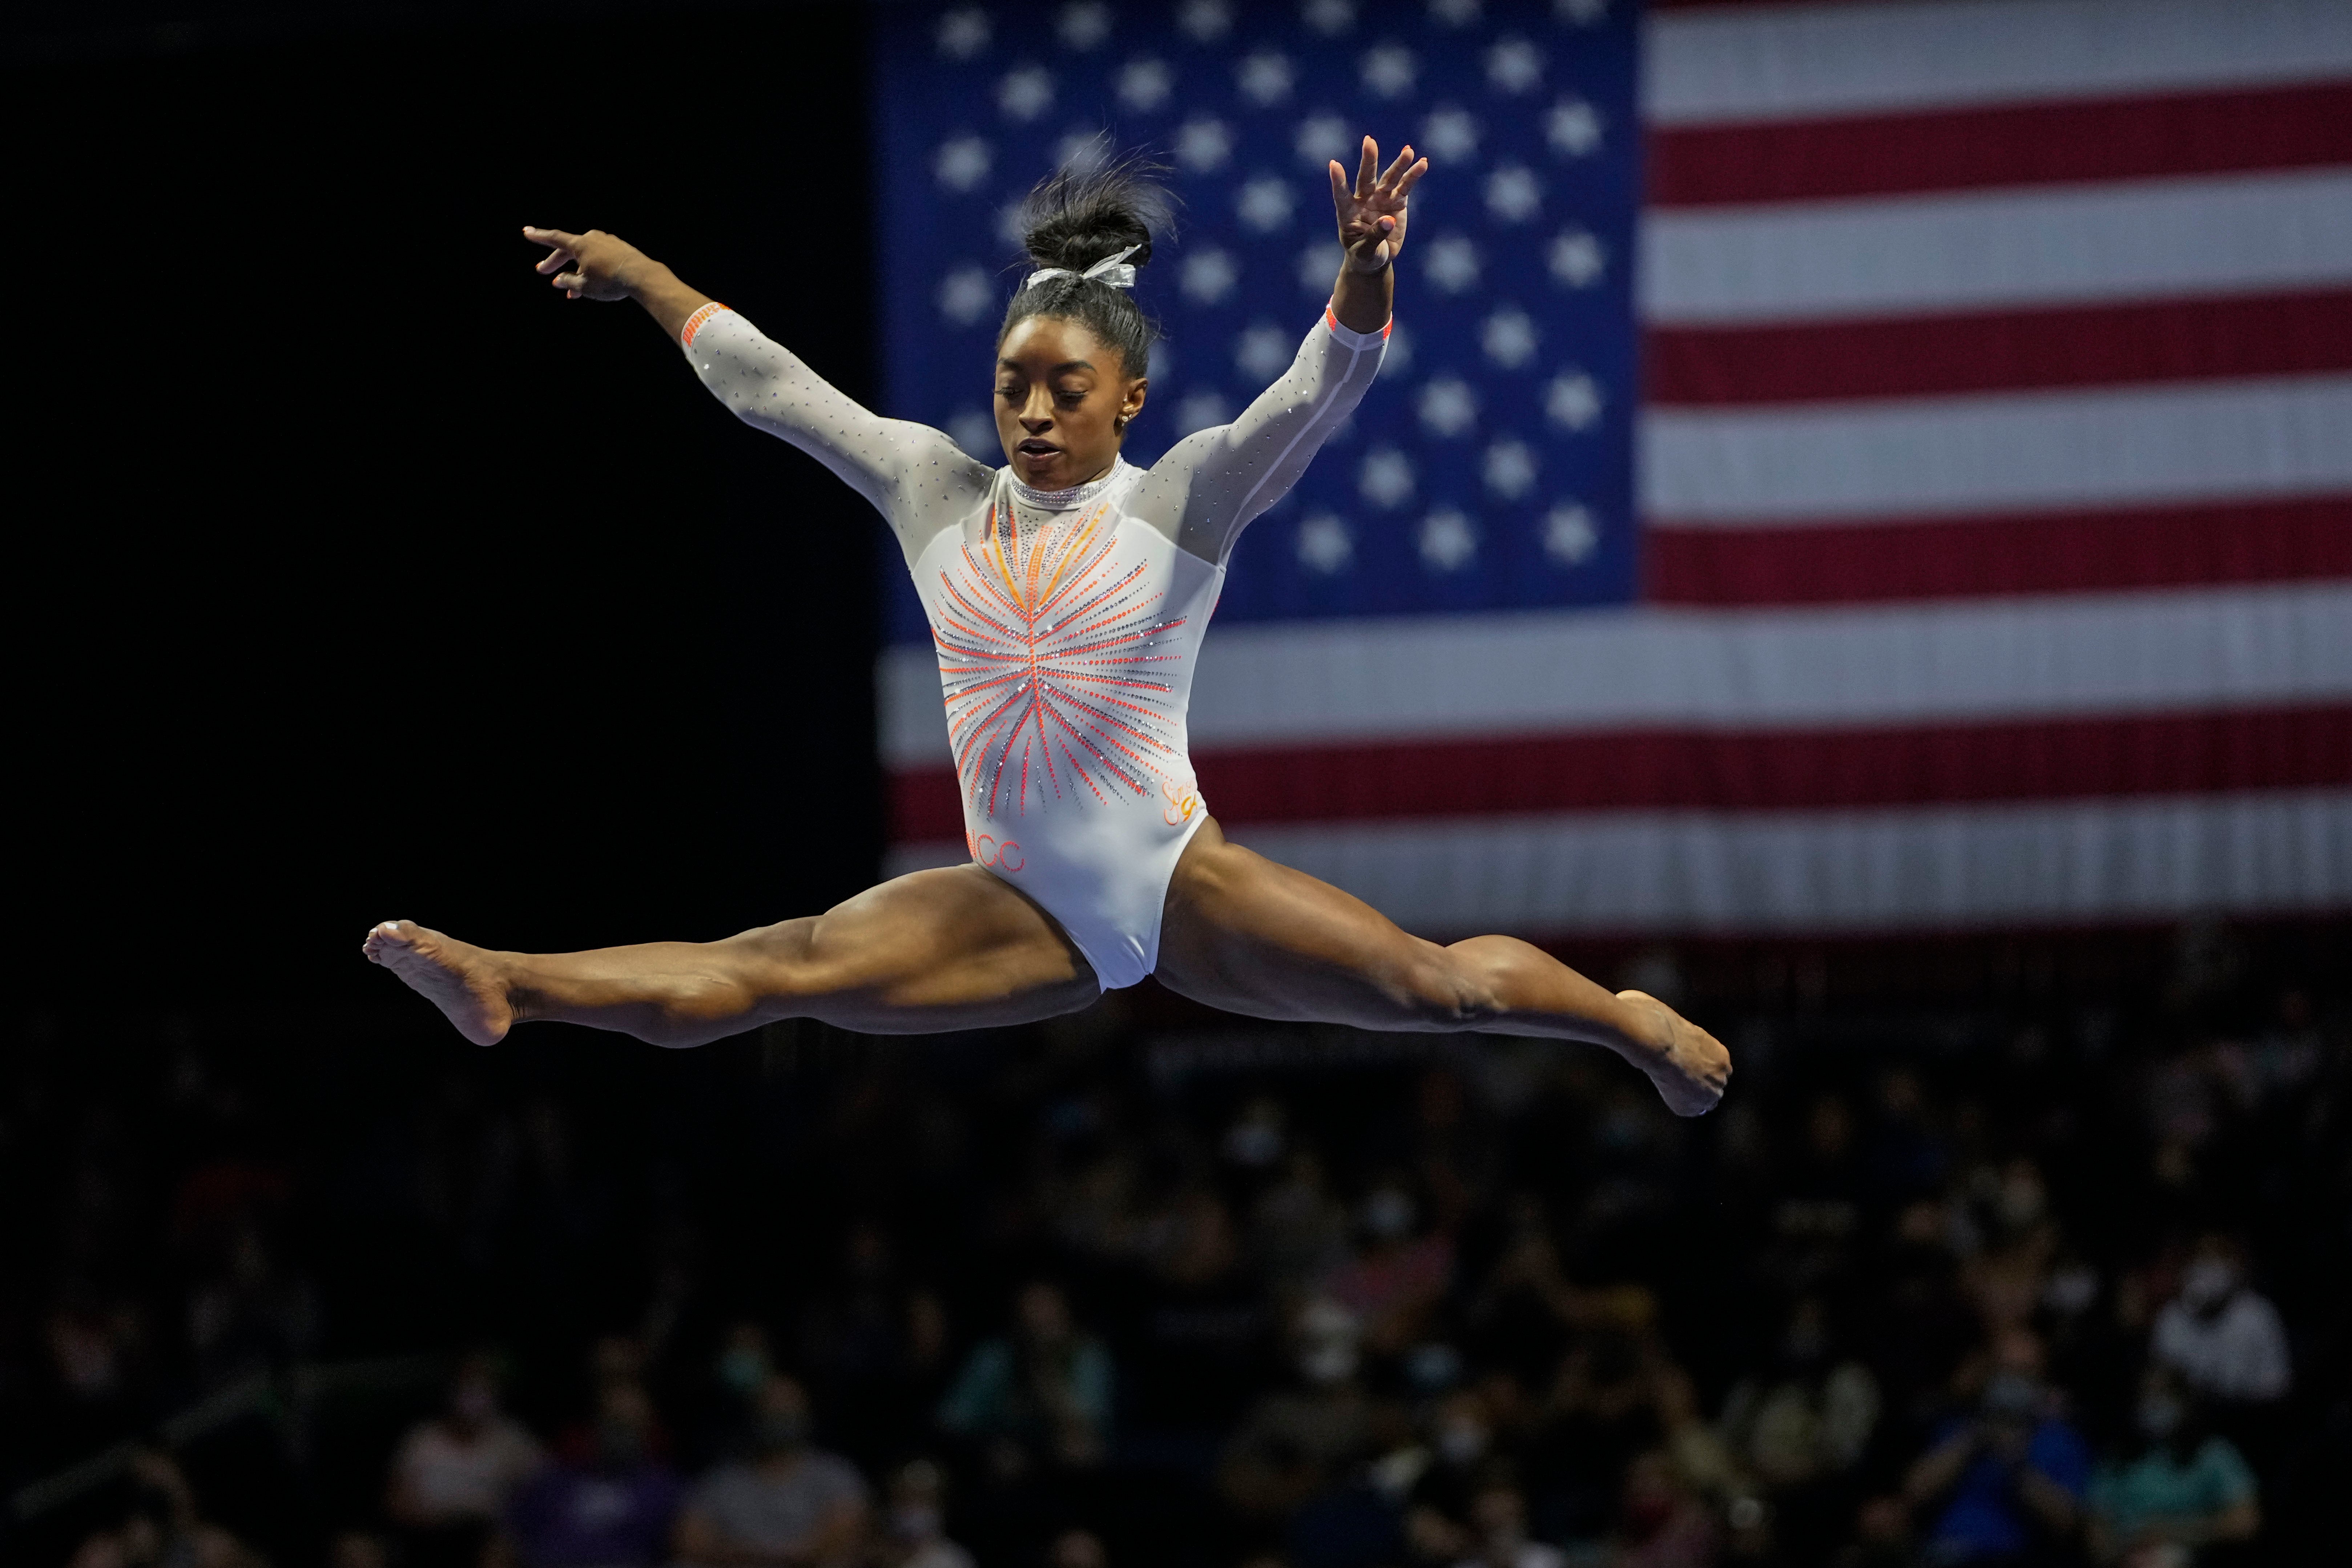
[
  {"xmin": 734, "ymin": 863, "xmax": 1102, "ymax": 1033},
  {"xmin": 1151, "ymin": 818, "xmax": 1464, "ymax": 1029}
]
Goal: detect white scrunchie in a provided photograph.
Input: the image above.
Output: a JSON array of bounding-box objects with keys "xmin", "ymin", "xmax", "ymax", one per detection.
[{"xmin": 1023, "ymin": 243, "xmax": 1143, "ymax": 291}]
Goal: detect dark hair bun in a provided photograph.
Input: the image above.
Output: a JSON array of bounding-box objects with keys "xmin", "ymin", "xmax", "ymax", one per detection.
[
  {"xmin": 998, "ymin": 142, "xmax": 1172, "ymax": 381},
  {"xmin": 1017, "ymin": 144, "xmax": 1174, "ymax": 274}
]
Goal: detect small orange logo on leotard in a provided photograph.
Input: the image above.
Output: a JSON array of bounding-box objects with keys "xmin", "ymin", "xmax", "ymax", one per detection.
[
  {"xmin": 1161, "ymin": 777, "xmax": 1201, "ymax": 826},
  {"xmin": 968, "ymin": 829, "xmax": 1025, "ymax": 872}
]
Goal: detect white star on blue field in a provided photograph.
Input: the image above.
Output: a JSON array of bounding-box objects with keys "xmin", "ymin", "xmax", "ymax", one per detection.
[{"xmin": 879, "ymin": 0, "xmax": 1639, "ymax": 640}]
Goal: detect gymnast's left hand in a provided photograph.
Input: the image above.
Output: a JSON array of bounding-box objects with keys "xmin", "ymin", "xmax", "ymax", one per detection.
[
  {"xmin": 523, "ymin": 225, "xmax": 653, "ymax": 301},
  {"xmin": 1328, "ymin": 137, "xmax": 1428, "ymax": 274}
]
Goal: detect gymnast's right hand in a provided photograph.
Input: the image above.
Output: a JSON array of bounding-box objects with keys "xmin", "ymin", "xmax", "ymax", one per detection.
[{"xmin": 523, "ymin": 225, "xmax": 651, "ymax": 301}]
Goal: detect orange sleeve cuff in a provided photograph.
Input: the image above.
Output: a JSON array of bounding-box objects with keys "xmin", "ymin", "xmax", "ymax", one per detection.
[
  {"xmin": 1323, "ymin": 305, "xmax": 1394, "ymax": 347},
  {"xmin": 680, "ymin": 302, "xmax": 731, "ymax": 348}
]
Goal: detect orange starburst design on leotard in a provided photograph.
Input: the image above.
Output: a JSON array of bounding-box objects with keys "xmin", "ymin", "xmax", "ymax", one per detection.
[{"xmin": 931, "ymin": 500, "xmax": 1188, "ymax": 817}]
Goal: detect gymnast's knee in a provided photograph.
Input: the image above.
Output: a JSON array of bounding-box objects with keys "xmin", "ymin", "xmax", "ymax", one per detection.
[
  {"xmin": 710, "ymin": 917, "xmax": 839, "ymax": 1008},
  {"xmin": 1388, "ymin": 946, "xmax": 1510, "ymax": 1029}
]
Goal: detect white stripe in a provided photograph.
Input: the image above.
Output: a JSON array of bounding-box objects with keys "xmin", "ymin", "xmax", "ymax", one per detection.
[
  {"xmin": 1193, "ymin": 792, "xmax": 2352, "ymax": 935},
  {"xmin": 1641, "ymin": 376, "xmax": 2352, "ymax": 523},
  {"xmin": 1647, "ymin": 0, "xmax": 2352, "ymax": 127},
  {"xmin": 1640, "ymin": 171, "xmax": 2352, "ymax": 325},
  {"xmin": 877, "ymin": 583, "xmax": 2352, "ymax": 761}
]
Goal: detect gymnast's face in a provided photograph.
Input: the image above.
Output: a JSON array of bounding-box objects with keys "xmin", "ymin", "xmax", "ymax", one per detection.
[{"xmin": 995, "ymin": 316, "xmax": 1148, "ymax": 492}]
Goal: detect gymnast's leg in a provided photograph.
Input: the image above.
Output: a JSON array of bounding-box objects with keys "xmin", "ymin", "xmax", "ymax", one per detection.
[
  {"xmin": 362, "ymin": 865, "xmax": 1101, "ymax": 1047},
  {"xmin": 1154, "ymin": 819, "xmax": 1731, "ymax": 1115}
]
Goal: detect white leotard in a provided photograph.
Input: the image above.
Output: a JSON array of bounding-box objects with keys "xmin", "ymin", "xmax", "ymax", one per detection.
[{"xmin": 680, "ymin": 299, "xmax": 1388, "ymax": 987}]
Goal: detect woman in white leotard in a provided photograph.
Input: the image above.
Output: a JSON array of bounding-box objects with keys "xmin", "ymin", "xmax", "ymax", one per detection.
[{"xmin": 366, "ymin": 141, "xmax": 1731, "ymax": 1116}]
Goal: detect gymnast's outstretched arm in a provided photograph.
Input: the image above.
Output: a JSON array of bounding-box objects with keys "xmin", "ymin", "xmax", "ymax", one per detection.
[
  {"xmin": 1128, "ymin": 138, "xmax": 1426, "ymax": 564},
  {"xmin": 520, "ymin": 225, "xmax": 988, "ymax": 564}
]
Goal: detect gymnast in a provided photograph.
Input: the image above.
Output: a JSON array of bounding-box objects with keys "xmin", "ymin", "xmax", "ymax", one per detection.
[{"xmin": 365, "ymin": 140, "xmax": 1730, "ymax": 1116}]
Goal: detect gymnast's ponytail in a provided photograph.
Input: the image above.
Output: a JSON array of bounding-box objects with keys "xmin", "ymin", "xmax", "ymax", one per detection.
[{"xmin": 998, "ymin": 145, "xmax": 1173, "ymax": 378}]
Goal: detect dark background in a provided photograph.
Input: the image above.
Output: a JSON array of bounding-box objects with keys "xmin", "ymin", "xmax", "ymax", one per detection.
[{"xmin": 9, "ymin": 0, "xmax": 886, "ymax": 1009}]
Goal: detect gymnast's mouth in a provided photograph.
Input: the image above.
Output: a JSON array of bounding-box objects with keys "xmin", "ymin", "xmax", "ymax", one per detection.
[{"xmin": 1015, "ymin": 439, "xmax": 1061, "ymax": 458}]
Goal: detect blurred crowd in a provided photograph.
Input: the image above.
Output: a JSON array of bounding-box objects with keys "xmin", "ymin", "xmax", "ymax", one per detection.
[{"xmin": 4, "ymin": 924, "xmax": 2346, "ymax": 1568}]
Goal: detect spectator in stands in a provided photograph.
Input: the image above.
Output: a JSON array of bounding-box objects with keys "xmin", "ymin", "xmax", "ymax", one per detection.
[
  {"xmin": 1452, "ymin": 1478, "xmax": 1562, "ymax": 1568},
  {"xmin": 1287, "ymin": 1394, "xmax": 1418, "ymax": 1568},
  {"xmin": 802, "ymin": 1224, "xmax": 943, "ymax": 1462},
  {"xmin": 1405, "ymin": 1387, "xmax": 1498, "ymax": 1534},
  {"xmin": 1609, "ymin": 1451, "xmax": 1717, "ymax": 1568},
  {"xmin": 44, "ymin": 1286, "xmax": 149, "ymax": 1454},
  {"xmin": 1224, "ymin": 1097, "xmax": 1288, "ymax": 1172},
  {"xmin": 676, "ymin": 1374, "xmax": 868, "ymax": 1568},
  {"xmin": 938, "ymin": 1281, "xmax": 1113, "ymax": 1477},
  {"xmin": 387, "ymin": 1352, "xmax": 543, "ymax": 1568},
  {"xmin": 1465, "ymin": 1197, "xmax": 1592, "ymax": 1385},
  {"xmin": 186, "ymin": 1220, "xmax": 318, "ymax": 1389},
  {"xmin": 1129, "ymin": 1186, "xmax": 1266, "ymax": 1433},
  {"xmin": 496, "ymin": 1382, "xmax": 681, "ymax": 1568},
  {"xmin": 719, "ymin": 1321, "xmax": 777, "ymax": 1404},
  {"xmin": 2085, "ymin": 1367, "xmax": 2259, "ymax": 1565},
  {"xmin": 1524, "ymin": 1292, "xmax": 1673, "ymax": 1540},
  {"xmin": 1717, "ymin": 1297, "xmax": 1879, "ymax": 1557},
  {"xmin": 1834, "ymin": 1497, "xmax": 1916, "ymax": 1568},
  {"xmin": 1868, "ymin": 1200, "xmax": 1980, "ymax": 1435},
  {"xmin": 1648, "ymin": 1364, "xmax": 1745, "ymax": 1525},
  {"xmin": 1863, "ymin": 1070, "xmax": 1947, "ymax": 1208},
  {"xmin": 1252, "ymin": 1151, "xmax": 1352, "ymax": 1293},
  {"xmin": 2150, "ymin": 1236, "xmax": 2290, "ymax": 1406},
  {"xmin": 712, "ymin": 1320, "xmax": 778, "ymax": 1452},
  {"xmin": 1901, "ymin": 1329, "xmax": 2088, "ymax": 1564},
  {"xmin": 1766, "ymin": 1095, "xmax": 1865, "ymax": 1295},
  {"xmin": 1221, "ymin": 1298, "xmax": 1373, "ymax": 1521},
  {"xmin": 68, "ymin": 1449, "xmax": 263, "ymax": 1568},
  {"xmin": 873, "ymin": 1458, "xmax": 973, "ymax": 1568},
  {"xmin": 1322, "ymin": 1181, "xmax": 1452, "ymax": 1357}
]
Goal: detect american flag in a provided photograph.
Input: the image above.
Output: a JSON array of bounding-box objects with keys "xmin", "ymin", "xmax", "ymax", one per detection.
[{"xmin": 874, "ymin": 0, "xmax": 2352, "ymax": 937}]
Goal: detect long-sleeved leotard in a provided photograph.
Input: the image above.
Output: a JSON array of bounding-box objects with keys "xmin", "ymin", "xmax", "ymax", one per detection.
[{"xmin": 680, "ymin": 299, "xmax": 1389, "ymax": 987}]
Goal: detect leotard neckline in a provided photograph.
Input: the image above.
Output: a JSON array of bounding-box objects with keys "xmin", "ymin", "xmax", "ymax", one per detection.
[{"xmin": 1007, "ymin": 457, "xmax": 1133, "ymax": 512}]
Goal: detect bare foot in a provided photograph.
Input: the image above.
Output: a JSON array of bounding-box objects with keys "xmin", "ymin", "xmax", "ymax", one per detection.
[
  {"xmin": 1615, "ymin": 989, "xmax": 1731, "ymax": 1116},
  {"xmin": 362, "ymin": 920, "xmax": 515, "ymax": 1045}
]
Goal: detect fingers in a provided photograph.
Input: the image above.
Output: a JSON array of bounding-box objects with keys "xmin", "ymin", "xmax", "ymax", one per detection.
[
  {"xmin": 527, "ymin": 226, "xmax": 579, "ymax": 281},
  {"xmin": 1328, "ymin": 158, "xmax": 1353, "ymax": 213},
  {"xmin": 1340, "ymin": 142, "xmax": 1427, "ymax": 210},
  {"xmin": 525, "ymin": 225, "xmax": 583, "ymax": 281}
]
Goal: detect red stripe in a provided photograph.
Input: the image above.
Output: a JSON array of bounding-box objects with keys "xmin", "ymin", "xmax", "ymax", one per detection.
[
  {"xmin": 890, "ymin": 706, "xmax": 2350, "ymax": 835},
  {"xmin": 1644, "ymin": 290, "xmax": 2352, "ymax": 405},
  {"xmin": 1649, "ymin": 81, "xmax": 2352, "ymax": 206},
  {"xmin": 1644, "ymin": 496, "xmax": 2352, "ymax": 606}
]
